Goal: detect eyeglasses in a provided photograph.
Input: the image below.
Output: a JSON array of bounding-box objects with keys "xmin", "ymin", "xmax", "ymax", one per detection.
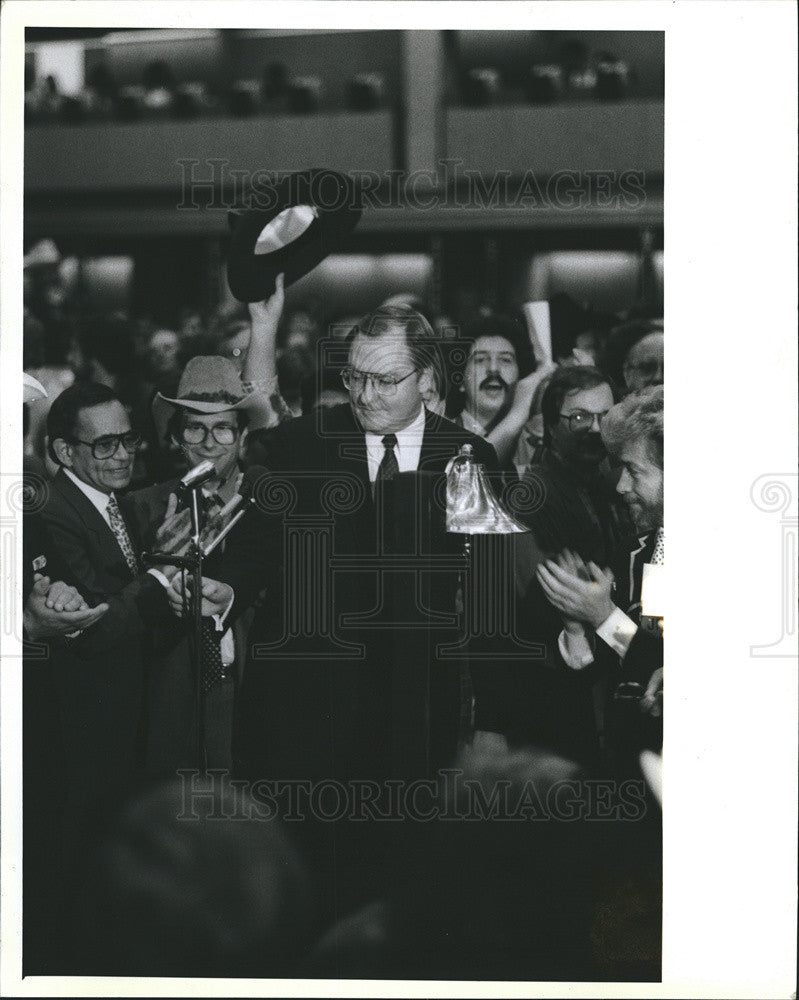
[
  {"xmin": 558, "ymin": 410, "xmax": 608, "ymax": 432},
  {"xmin": 180, "ymin": 423, "xmax": 239, "ymax": 446},
  {"xmin": 70, "ymin": 431, "xmax": 142, "ymax": 459},
  {"xmin": 341, "ymin": 366, "xmax": 418, "ymax": 395}
]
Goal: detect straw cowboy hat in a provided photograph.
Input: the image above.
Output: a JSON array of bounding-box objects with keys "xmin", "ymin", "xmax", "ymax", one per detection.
[{"xmin": 152, "ymin": 355, "xmax": 251, "ymax": 444}]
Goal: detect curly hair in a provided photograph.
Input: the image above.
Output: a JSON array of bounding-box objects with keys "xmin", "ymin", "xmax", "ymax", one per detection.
[{"xmin": 601, "ymin": 384, "xmax": 663, "ymax": 468}]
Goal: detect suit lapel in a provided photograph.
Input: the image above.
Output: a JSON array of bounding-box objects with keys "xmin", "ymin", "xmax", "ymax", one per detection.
[
  {"xmin": 320, "ymin": 405, "xmax": 376, "ymax": 552},
  {"xmin": 53, "ymin": 471, "xmax": 137, "ymax": 578}
]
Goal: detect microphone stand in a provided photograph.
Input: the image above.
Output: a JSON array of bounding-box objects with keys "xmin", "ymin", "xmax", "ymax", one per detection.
[{"xmin": 144, "ymin": 484, "xmax": 207, "ymax": 771}]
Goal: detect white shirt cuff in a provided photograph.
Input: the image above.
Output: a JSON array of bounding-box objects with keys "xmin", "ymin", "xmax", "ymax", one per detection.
[
  {"xmin": 558, "ymin": 629, "xmax": 595, "ymax": 669},
  {"xmin": 596, "ymin": 606, "xmax": 639, "ymax": 659}
]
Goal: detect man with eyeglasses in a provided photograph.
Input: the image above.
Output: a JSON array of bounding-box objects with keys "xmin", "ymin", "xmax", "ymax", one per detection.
[
  {"xmin": 512, "ymin": 365, "xmax": 632, "ymax": 765},
  {"xmin": 179, "ymin": 305, "xmax": 503, "ymax": 915},
  {"xmin": 39, "ymin": 382, "xmax": 180, "ymax": 872}
]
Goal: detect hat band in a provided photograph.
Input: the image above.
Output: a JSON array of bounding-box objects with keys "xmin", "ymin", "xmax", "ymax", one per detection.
[{"xmin": 177, "ymin": 390, "xmax": 245, "ymax": 405}]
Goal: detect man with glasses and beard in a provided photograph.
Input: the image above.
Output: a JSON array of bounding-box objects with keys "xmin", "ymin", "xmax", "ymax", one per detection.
[
  {"xmin": 512, "ymin": 366, "xmax": 632, "ymax": 764},
  {"xmin": 39, "ymin": 383, "xmax": 178, "ymax": 885}
]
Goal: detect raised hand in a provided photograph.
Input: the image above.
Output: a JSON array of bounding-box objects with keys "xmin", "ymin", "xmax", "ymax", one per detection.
[
  {"xmin": 248, "ymin": 272, "xmax": 285, "ymax": 335},
  {"xmin": 155, "ymin": 493, "xmax": 192, "ymax": 554},
  {"xmin": 510, "ymin": 362, "xmax": 557, "ymax": 416}
]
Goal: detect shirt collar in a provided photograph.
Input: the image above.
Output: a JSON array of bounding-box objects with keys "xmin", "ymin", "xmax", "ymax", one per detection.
[
  {"xmin": 364, "ymin": 405, "xmax": 426, "ymax": 451},
  {"xmin": 63, "ymin": 466, "xmax": 114, "ymax": 513},
  {"xmin": 458, "ymin": 408, "xmax": 486, "ymax": 438}
]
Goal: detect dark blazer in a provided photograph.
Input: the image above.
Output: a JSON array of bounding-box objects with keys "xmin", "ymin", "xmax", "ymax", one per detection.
[
  {"xmin": 222, "ymin": 404, "xmax": 501, "ymax": 784},
  {"xmin": 37, "ymin": 469, "xmax": 173, "ymax": 850}
]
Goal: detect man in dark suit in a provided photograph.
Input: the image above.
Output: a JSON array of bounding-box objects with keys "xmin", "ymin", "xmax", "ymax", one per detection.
[
  {"xmin": 39, "ymin": 382, "xmax": 178, "ymax": 860},
  {"xmin": 167, "ymin": 305, "xmax": 502, "ymax": 911},
  {"xmin": 172, "ymin": 307, "xmax": 503, "ymax": 775}
]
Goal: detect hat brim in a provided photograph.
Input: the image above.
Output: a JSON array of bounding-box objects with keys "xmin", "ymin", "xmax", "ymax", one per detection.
[
  {"xmin": 151, "ymin": 392, "xmax": 251, "ymax": 446},
  {"xmin": 226, "ymin": 168, "xmax": 362, "ymax": 303}
]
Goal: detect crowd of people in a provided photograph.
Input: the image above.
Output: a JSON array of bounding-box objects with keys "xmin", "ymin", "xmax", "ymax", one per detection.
[{"xmin": 21, "ymin": 236, "xmax": 664, "ymax": 980}]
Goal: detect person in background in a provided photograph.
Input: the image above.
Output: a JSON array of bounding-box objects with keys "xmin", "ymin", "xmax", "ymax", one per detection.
[
  {"xmin": 512, "ymin": 366, "xmax": 630, "ymax": 765},
  {"xmin": 601, "ymin": 318, "xmax": 663, "ymax": 395},
  {"xmin": 277, "ymin": 304, "xmax": 320, "ymax": 355},
  {"xmin": 450, "ymin": 313, "xmax": 552, "ymax": 470},
  {"xmin": 145, "ymin": 328, "xmax": 183, "ymax": 394},
  {"xmin": 277, "ymin": 346, "xmax": 316, "ymax": 417},
  {"xmin": 217, "ymin": 317, "xmax": 252, "ymax": 375},
  {"xmin": 70, "ymin": 778, "xmax": 315, "ymax": 977},
  {"xmin": 177, "ymin": 305, "xmax": 210, "ymax": 357},
  {"xmin": 519, "ymin": 366, "xmax": 625, "ymax": 572},
  {"xmin": 537, "ymin": 385, "xmax": 664, "ymax": 759}
]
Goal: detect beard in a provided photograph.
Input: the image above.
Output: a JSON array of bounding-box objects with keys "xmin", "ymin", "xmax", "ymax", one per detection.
[
  {"xmin": 626, "ymin": 497, "xmax": 662, "ymax": 534},
  {"xmin": 572, "ymin": 432, "xmax": 606, "ymax": 464}
]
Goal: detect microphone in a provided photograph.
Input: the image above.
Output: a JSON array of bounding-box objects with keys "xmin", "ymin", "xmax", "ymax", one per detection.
[
  {"xmin": 177, "ymin": 460, "xmax": 216, "ymax": 495},
  {"xmin": 201, "ymin": 465, "xmax": 266, "ymax": 557}
]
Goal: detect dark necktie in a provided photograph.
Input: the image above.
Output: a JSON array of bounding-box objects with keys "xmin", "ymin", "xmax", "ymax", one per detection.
[
  {"xmin": 376, "ymin": 433, "xmax": 399, "ymax": 485},
  {"xmin": 200, "ymin": 617, "xmax": 225, "ymax": 693}
]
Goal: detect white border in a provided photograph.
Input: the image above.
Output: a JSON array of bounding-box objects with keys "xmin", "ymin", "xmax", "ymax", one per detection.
[{"xmin": 2, "ymin": 3, "xmax": 797, "ymax": 997}]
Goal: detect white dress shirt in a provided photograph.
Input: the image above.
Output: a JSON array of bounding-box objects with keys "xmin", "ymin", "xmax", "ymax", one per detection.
[
  {"xmin": 364, "ymin": 406, "xmax": 426, "ymax": 481},
  {"xmin": 63, "ymin": 467, "xmax": 114, "ymax": 528},
  {"xmin": 558, "ymin": 533, "xmax": 659, "ymax": 670}
]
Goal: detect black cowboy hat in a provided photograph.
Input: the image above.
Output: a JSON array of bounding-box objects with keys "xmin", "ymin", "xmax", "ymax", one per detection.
[{"xmin": 226, "ymin": 168, "xmax": 362, "ymax": 302}]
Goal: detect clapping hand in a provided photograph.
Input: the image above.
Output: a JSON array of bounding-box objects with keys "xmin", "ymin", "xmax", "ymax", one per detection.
[
  {"xmin": 536, "ymin": 550, "xmax": 616, "ymax": 630},
  {"xmin": 155, "ymin": 493, "xmax": 192, "ymax": 554},
  {"xmin": 24, "ymin": 575, "xmax": 109, "ymax": 639},
  {"xmin": 167, "ymin": 574, "xmax": 233, "ymax": 618}
]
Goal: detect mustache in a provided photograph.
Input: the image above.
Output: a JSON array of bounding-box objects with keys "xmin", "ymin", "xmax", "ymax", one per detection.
[{"xmin": 479, "ymin": 375, "xmax": 508, "ymax": 391}]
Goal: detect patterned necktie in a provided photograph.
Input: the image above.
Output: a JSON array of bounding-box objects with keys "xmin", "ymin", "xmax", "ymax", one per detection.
[
  {"xmin": 651, "ymin": 526, "xmax": 665, "ymax": 565},
  {"xmin": 107, "ymin": 493, "xmax": 139, "ymax": 575},
  {"xmin": 200, "ymin": 617, "xmax": 226, "ymax": 693},
  {"xmin": 202, "ymin": 491, "xmax": 224, "ymax": 520},
  {"xmin": 376, "ymin": 433, "xmax": 399, "ymax": 485}
]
